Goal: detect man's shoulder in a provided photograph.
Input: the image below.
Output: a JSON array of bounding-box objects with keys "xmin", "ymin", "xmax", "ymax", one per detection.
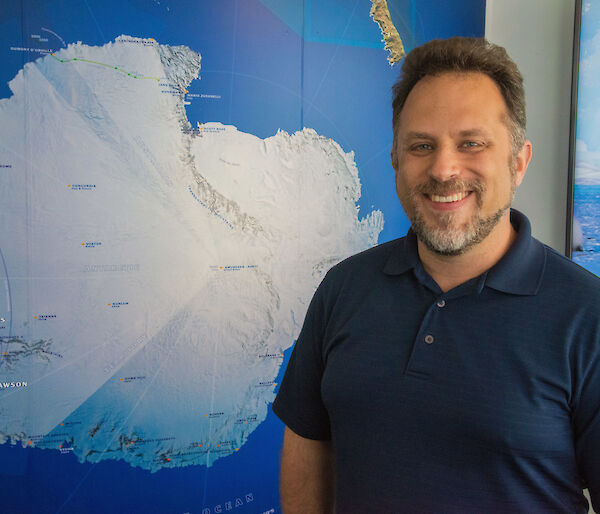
[
  {"xmin": 307, "ymin": 237, "xmax": 409, "ymax": 315},
  {"xmin": 542, "ymin": 242, "xmax": 600, "ymax": 299},
  {"xmin": 316, "ymin": 237, "xmax": 407, "ymax": 293},
  {"xmin": 330, "ymin": 237, "xmax": 405, "ymax": 274}
]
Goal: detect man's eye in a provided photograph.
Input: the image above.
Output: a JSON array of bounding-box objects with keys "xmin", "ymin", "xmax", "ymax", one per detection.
[
  {"xmin": 462, "ymin": 141, "xmax": 482, "ymax": 148},
  {"xmin": 411, "ymin": 143, "xmax": 433, "ymax": 151}
]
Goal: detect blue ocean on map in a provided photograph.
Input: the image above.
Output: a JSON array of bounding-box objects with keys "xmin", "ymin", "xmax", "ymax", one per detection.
[{"xmin": 0, "ymin": 0, "xmax": 484, "ymax": 512}]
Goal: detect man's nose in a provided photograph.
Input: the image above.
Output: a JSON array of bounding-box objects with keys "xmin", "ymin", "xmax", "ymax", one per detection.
[{"xmin": 428, "ymin": 145, "xmax": 460, "ymax": 182}]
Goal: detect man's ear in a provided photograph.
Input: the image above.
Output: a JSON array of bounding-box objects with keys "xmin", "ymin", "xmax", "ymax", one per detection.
[{"xmin": 513, "ymin": 140, "xmax": 532, "ymax": 187}]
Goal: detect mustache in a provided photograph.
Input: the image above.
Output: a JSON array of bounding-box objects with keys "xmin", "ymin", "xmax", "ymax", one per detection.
[{"xmin": 410, "ymin": 178, "xmax": 485, "ymax": 198}]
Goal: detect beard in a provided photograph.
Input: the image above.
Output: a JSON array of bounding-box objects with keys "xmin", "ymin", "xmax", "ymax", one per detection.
[{"xmin": 401, "ymin": 176, "xmax": 515, "ymax": 256}]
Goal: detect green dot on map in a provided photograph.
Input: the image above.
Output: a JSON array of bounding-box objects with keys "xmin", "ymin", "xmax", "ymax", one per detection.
[{"xmin": 114, "ymin": 67, "xmax": 118, "ymax": 69}]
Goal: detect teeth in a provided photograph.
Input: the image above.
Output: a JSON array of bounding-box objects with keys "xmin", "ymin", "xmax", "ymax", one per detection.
[{"xmin": 430, "ymin": 191, "xmax": 468, "ymax": 203}]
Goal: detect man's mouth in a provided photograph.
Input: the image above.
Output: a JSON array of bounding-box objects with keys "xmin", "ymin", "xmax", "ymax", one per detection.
[{"xmin": 428, "ymin": 191, "xmax": 470, "ymax": 203}]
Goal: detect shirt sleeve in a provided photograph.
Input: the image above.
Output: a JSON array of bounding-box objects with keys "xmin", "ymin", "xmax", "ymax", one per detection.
[
  {"xmin": 272, "ymin": 275, "xmax": 332, "ymax": 441},
  {"xmin": 573, "ymin": 332, "xmax": 600, "ymax": 512}
]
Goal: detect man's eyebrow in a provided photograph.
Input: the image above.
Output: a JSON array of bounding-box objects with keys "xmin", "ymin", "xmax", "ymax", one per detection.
[
  {"xmin": 402, "ymin": 131, "xmax": 434, "ymax": 141},
  {"xmin": 401, "ymin": 128, "xmax": 493, "ymax": 143},
  {"xmin": 457, "ymin": 128, "xmax": 491, "ymax": 138}
]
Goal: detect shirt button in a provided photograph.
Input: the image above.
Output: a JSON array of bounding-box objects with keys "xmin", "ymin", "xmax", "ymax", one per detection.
[
  {"xmin": 437, "ymin": 299, "xmax": 446, "ymax": 308},
  {"xmin": 425, "ymin": 334, "xmax": 434, "ymax": 344}
]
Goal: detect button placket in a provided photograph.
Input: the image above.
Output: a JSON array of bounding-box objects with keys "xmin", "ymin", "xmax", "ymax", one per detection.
[
  {"xmin": 423, "ymin": 299, "xmax": 446, "ymax": 345},
  {"xmin": 405, "ymin": 297, "xmax": 447, "ymax": 376}
]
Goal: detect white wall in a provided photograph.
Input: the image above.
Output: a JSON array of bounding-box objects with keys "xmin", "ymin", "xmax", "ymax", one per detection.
[{"xmin": 485, "ymin": 0, "xmax": 576, "ymax": 254}]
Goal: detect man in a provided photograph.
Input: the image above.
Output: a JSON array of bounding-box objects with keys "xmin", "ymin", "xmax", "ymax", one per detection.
[{"xmin": 273, "ymin": 37, "xmax": 600, "ymax": 513}]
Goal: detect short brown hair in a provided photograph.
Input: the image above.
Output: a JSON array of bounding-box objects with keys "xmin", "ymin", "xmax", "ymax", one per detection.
[{"xmin": 392, "ymin": 37, "xmax": 526, "ymax": 153}]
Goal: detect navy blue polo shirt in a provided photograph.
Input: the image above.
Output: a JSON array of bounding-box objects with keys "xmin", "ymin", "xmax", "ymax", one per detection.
[{"xmin": 273, "ymin": 210, "xmax": 600, "ymax": 513}]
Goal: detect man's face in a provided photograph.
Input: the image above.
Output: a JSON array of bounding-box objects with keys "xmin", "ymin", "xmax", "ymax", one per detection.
[{"xmin": 391, "ymin": 72, "xmax": 528, "ymax": 256}]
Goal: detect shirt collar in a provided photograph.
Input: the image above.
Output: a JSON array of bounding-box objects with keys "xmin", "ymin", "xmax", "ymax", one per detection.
[
  {"xmin": 485, "ymin": 209, "xmax": 546, "ymax": 295},
  {"xmin": 382, "ymin": 226, "xmax": 419, "ymax": 276},
  {"xmin": 383, "ymin": 209, "xmax": 546, "ymax": 296}
]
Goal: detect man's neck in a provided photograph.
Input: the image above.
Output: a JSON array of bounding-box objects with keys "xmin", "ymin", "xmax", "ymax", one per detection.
[{"xmin": 417, "ymin": 213, "xmax": 517, "ymax": 293}]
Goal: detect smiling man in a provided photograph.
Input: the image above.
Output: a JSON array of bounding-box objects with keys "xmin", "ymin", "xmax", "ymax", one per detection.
[
  {"xmin": 392, "ymin": 68, "xmax": 531, "ymax": 291},
  {"xmin": 273, "ymin": 38, "xmax": 600, "ymax": 513}
]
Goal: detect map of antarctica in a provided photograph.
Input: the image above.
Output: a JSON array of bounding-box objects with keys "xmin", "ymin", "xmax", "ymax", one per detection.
[
  {"xmin": 0, "ymin": 32, "xmax": 384, "ymax": 470},
  {"xmin": 0, "ymin": 0, "xmax": 484, "ymax": 511}
]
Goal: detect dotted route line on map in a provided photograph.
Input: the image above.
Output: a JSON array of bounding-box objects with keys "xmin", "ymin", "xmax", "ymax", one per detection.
[{"xmin": 49, "ymin": 53, "xmax": 161, "ymax": 82}]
